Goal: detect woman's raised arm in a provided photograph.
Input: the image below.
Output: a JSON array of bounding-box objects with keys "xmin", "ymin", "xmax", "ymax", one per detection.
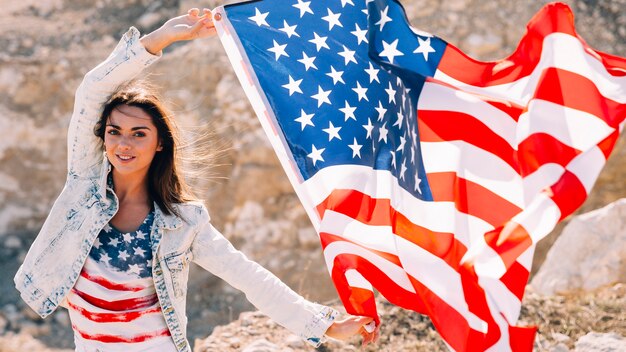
[{"xmin": 66, "ymin": 9, "xmax": 215, "ymax": 179}]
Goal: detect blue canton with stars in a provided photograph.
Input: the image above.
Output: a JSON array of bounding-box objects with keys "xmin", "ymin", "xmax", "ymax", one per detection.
[
  {"xmin": 89, "ymin": 212, "xmax": 154, "ymax": 278},
  {"xmin": 224, "ymin": 0, "xmax": 448, "ymax": 200}
]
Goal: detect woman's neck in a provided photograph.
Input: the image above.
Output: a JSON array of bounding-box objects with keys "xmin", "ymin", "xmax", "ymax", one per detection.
[{"xmin": 111, "ymin": 169, "xmax": 151, "ymax": 206}]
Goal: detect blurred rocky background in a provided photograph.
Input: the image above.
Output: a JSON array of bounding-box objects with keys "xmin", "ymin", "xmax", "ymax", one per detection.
[{"xmin": 0, "ymin": 0, "xmax": 624, "ymax": 351}]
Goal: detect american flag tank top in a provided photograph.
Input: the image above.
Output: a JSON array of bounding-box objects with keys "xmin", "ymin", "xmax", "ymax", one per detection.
[{"xmin": 66, "ymin": 211, "xmax": 177, "ymax": 352}]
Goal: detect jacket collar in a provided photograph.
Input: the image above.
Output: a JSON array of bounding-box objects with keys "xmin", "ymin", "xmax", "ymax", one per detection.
[{"xmin": 153, "ymin": 203, "xmax": 183, "ymax": 230}]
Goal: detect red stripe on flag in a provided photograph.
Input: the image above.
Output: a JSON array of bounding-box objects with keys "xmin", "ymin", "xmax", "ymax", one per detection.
[
  {"xmin": 509, "ymin": 325, "xmax": 538, "ymax": 352},
  {"xmin": 597, "ymin": 130, "xmax": 621, "ymax": 159},
  {"xmin": 483, "ymin": 223, "xmax": 533, "ymax": 273},
  {"xmin": 418, "ymin": 110, "xmax": 518, "ymax": 170},
  {"xmin": 71, "ymin": 289, "xmax": 158, "ymax": 312},
  {"xmin": 407, "ymin": 274, "xmax": 490, "ymax": 352},
  {"xmin": 517, "ymin": 133, "xmax": 581, "ymax": 176},
  {"xmin": 320, "ymin": 232, "xmax": 403, "ymax": 267},
  {"xmin": 66, "ymin": 300, "xmax": 162, "ymax": 323},
  {"xmin": 500, "ymin": 261, "xmax": 530, "ymax": 302},
  {"xmin": 317, "ymin": 189, "xmax": 468, "ymax": 270},
  {"xmin": 546, "ymin": 170, "xmax": 588, "ymax": 220},
  {"xmin": 437, "ymin": 3, "xmax": 578, "ymax": 87},
  {"xmin": 72, "ymin": 325, "xmax": 170, "ymax": 343},
  {"xmin": 426, "ymin": 172, "xmax": 522, "ymax": 227},
  {"xmin": 316, "ymin": 189, "xmax": 391, "ymax": 226},
  {"xmin": 534, "ymin": 67, "xmax": 626, "ymax": 128},
  {"xmin": 80, "ymin": 270, "xmax": 144, "ymax": 292}
]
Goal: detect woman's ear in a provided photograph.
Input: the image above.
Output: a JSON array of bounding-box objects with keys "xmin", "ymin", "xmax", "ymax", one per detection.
[{"xmin": 156, "ymin": 141, "xmax": 163, "ymax": 151}]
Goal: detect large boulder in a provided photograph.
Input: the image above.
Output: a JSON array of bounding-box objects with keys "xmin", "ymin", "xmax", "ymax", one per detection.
[{"xmin": 531, "ymin": 199, "xmax": 626, "ymax": 295}]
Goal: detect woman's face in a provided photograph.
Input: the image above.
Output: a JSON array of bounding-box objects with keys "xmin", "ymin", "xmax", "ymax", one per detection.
[{"xmin": 104, "ymin": 104, "xmax": 162, "ymax": 178}]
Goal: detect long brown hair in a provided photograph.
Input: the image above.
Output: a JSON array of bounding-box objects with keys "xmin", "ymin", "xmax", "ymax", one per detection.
[{"xmin": 94, "ymin": 80, "xmax": 196, "ymax": 217}]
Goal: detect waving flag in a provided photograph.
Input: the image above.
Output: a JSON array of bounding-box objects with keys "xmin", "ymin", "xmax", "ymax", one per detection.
[{"xmin": 213, "ymin": 0, "xmax": 626, "ymax": 351}]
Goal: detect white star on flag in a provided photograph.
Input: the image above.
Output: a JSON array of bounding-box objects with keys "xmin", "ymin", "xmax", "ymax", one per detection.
[
  {"xmin": 362, "ymin": 118, "xmax": 374, "ymax": 139},
  {"xmin": 297, "ymin": 52, "xmax": 318, "ymax": 71},
  {"xmin": 390, "ymin": 150, "xmax": 397, "ymax": 168},
  {"xmin": 338, "ymin": 45, "xmax": 357, "ymax": 65},
  {"xmin": 128, "ymin": 264, "xmax": 142, "ymax": 276},
  {"xmin": 279, "ymin": 20, "xmax": 300, "ymax": 38},
  {"xmin": 397, "ymin": 135, "xmax": 407, "ymax": 152},
  {"xmin": 400, "ymin": 160, "xmax": 407, "ymax": 180},
  {"xmin": 282, "ymin": 75, "xmax": 303, "ymax": 95},
  {"xmin": 118, "ymin": 250, "xmax": 130, "ymax": 261},
  {"xmin": 307, "ymin": 145, "xmax": 325, "ymax": 166},
  {"xmin": 364, "ymin": 62, "xmax": 380, "ymax": 83},
  {"xmin": 414, "ymin": 36, "xmax": 436, "ymax": 61},
  {"xmin": 122, "ymin": 232, "xmax": 133, "ymax": 243},
  {"xmin": 100, "ymin": 252, "xmax": 111, "ymax": 264},
  {"xmin": 375, "ymin": 6, "xmax": 393, "ymax": 31},
  {"xmin": 268, "ymin": 40, "xmax": 289, "ymax": 60},
  {"xmin": 375, "ymin": 100, "xmax": 387, "ymax": 121},
  {"xmin": 351, "ymin": 23, "xmax": 368, "ymax": 45},
  {"xmin": 311, "ymin": 86, "xmax": 332, "ymax": 107},
  {"xmin": 322, "ymin": 8, "xmax": 343, "ymax": 30},
  {"xmin": 379, "ymin": 38, "xmax": 404, "ymax": 64},
  {"xmin": 348, "ymin": 138, "xmax": 363, "ymax": 158},
  {"xmin": 394, "ymin": 110, "xmax": 404, "ymax": 128},
  {"xmin": 322, "ymin": 121, "xmax": 342, "ymax": 141},
  {"xmin": 249, "ymin": 8, "xmax": 269, "ymax": 27},
  {"xmin": 352, "ymin": 81, "xmax": 369, "ymax": 101},
  {"xmin": 309, "ymin": 32, "xmax": 330, "ymax": 51},
  {"xmin": 292, "ymin": 0, "xmax": 313, "ymax": 17},
  {"xmin": 378, "ymin": 122, "xmax": 389, "ymax": 143},
  {"xmin": 133, "ymin": 246, "xmax": 147, "ymax": 257},
  {"xmin": 326, "ymin": 66, "xmax": 345, "ymax": 84},
  {"xmin": 295, "ymin": 109, "xmax": 315, "ymax": 130},
  {"xmin": 339, "ymin": 100, "xmax": 357, "ymax": 121},
  {"xmin": 414, "ymin": 173, "xmax": 422, "ymax": 193},
  {"xmin": 341, "ymin": 0, "xmax": 355, "ymax": 7},
  {"xmin": 385, "ymin": 82, "xmax": 397, "ymax": 104}
]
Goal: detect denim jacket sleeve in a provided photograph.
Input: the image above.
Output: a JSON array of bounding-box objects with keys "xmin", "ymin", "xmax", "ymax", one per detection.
[
  {"xmin": 191, "ymin": 206, "xmax": 338, "ymax": 347},
  {"xmin": 66, "ymin": 26, "xmax": 160, "ymax": 179}
]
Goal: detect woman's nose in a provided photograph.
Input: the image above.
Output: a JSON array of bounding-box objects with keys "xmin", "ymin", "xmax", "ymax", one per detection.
[{"xmin": 117, "ymin": 137, "xmax": 132, "ymax": 150}]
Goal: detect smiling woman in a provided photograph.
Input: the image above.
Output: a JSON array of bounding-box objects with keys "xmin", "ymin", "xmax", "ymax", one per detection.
[{"xmin": 14, "ymin": 6, "xmax": 377, "ymax": 352}]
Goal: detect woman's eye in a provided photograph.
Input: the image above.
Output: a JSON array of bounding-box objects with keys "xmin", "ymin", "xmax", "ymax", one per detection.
[
  {"xmin": 134, "ymin": 132, "xmax": 146, "ymax": 137},
  {"xmin": 107, "ymin": 130, "xmax": 119, "ymax": 135}
]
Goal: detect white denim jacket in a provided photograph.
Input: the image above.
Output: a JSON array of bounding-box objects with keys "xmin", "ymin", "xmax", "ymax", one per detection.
[{"xmin": 14, "ymin": 27, "xmax": 337, "ymax": 352}]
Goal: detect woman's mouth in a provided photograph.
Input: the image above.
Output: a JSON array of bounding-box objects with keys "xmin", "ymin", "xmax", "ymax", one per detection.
[{"xmin": 116, "ymin": 154, "xmax": 136, "ymax": 163}]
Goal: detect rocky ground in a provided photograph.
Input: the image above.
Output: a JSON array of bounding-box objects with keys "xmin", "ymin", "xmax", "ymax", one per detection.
[
  {"xmin": 196, "ymin": 284, "xmax": 626, "ymax": 351},
  {"xmin": 1, "ymin": 0, "xmax": 625, "ymax": 351}
]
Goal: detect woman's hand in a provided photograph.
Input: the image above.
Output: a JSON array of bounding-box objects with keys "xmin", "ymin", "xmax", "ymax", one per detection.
[
  {"xmin": 325, "ymin": 315, "xmax": 381, "ymax": 348},
  {"xmin": 141, "ymin": 8, "xmax": 216, "ymax": 55}
]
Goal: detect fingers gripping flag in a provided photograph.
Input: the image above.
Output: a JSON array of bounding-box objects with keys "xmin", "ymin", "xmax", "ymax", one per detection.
[{"xmin": 213, "ymin": 1, "xmax": 626, "ymax": 351}]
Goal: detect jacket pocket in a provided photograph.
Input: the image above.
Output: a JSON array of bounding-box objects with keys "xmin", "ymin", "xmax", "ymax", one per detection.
[{"xmin": 164, "ymin": 250, "xmax": 192, "ymax": 299}]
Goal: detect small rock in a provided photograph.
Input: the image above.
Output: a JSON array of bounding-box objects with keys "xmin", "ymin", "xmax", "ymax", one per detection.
[
  {"xmin": 286, "ymin": 334, "xmax": 305, "ymax": 349},
  {"xmin": 553, "ymin": 332, "xmax": 572, "ymax": 343},
  {"xmin": 551, "ymin": 343, "xmax": 571, "ymax": 352},
  {"xmin": 3, "ymin": 304, "xmax": 20, "ymax": 328},
  {"xmin": 4, "ymin": 235, "xmax": 21, "ymax": 249},
  {"xmin": 532, "ymin": 199, "xmax": 626, "ymax": 295},
  {"xmin": 575, "ymin": 332, "xmax": 626, "ymax": 351}
]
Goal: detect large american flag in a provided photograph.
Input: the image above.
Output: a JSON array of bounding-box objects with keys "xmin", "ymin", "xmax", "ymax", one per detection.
[{"xmin": 213, "ymin": 1, "xmax": 626, "ymax": 350}]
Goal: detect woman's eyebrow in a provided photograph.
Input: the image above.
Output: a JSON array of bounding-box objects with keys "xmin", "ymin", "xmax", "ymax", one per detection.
[{"xmin": 106, "ymin": 124, "xmax": 152, "ymax": 131}]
